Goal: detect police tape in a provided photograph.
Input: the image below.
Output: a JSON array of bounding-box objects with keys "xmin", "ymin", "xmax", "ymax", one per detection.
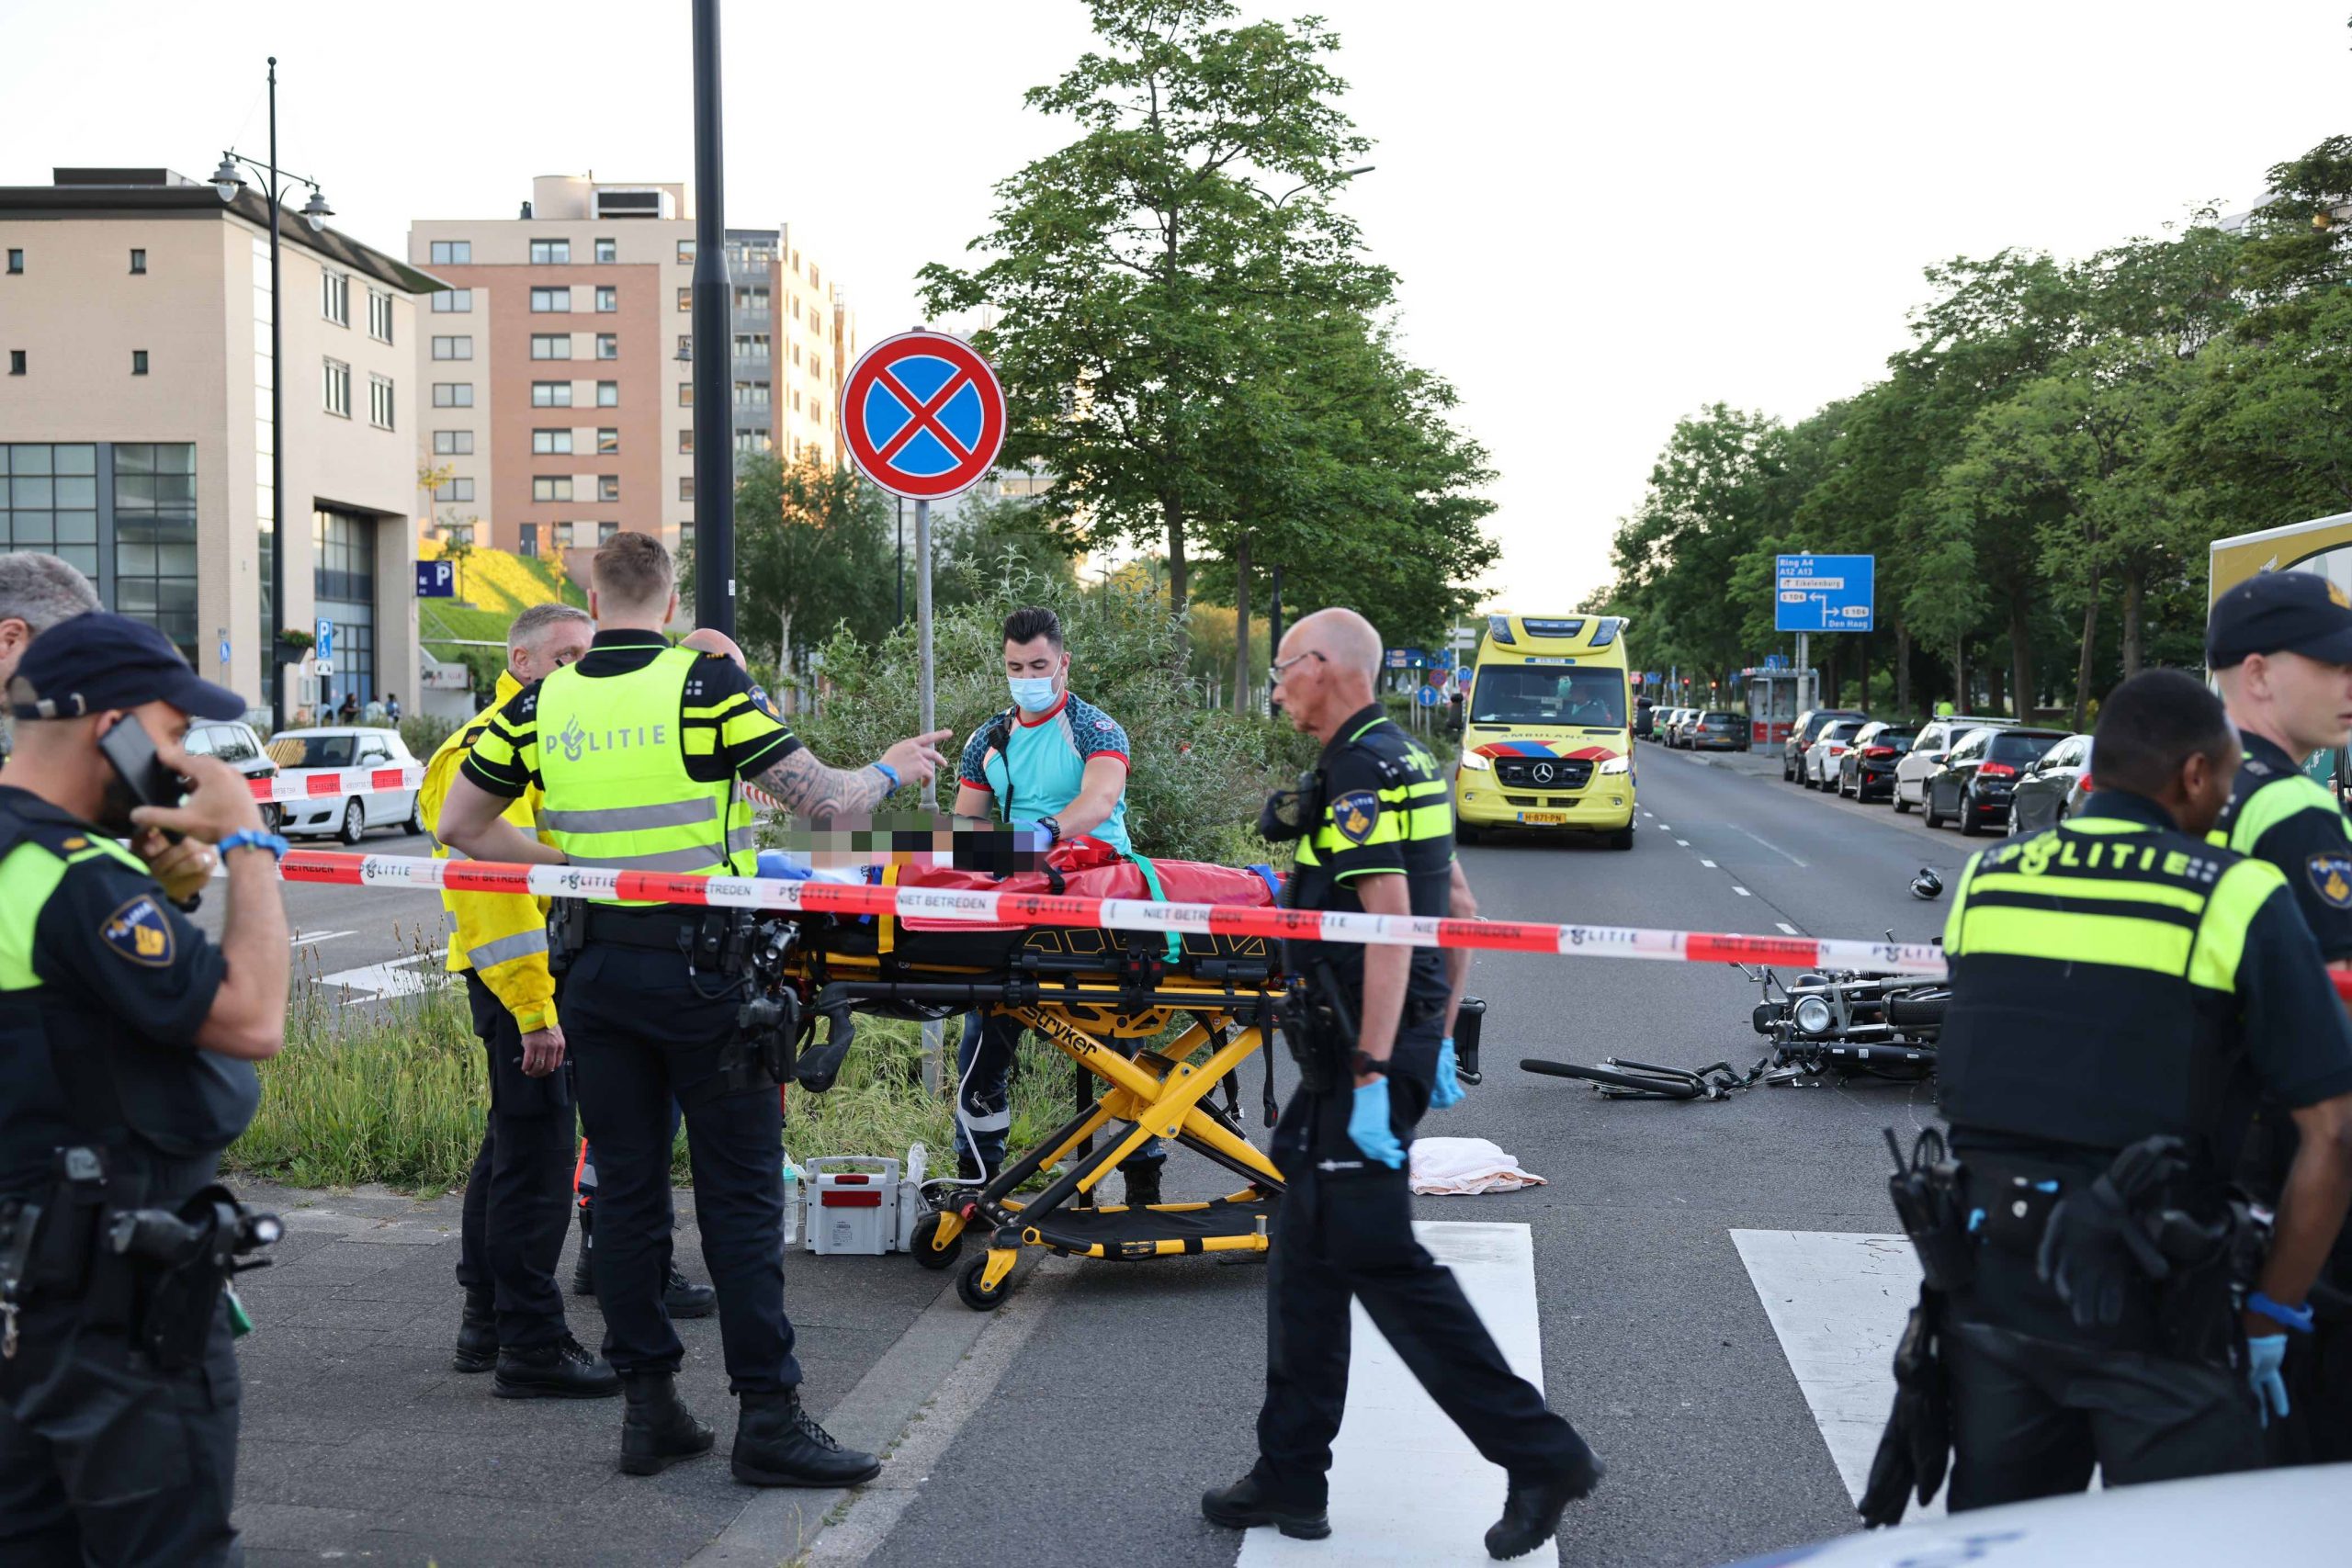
[
  {"xmin": 246, "ymin": 767, "xmax": 789, "ymax": 814},
  {"xmin": 274, "ymin": 848, "xmax": 1951, "ymax": 975}
]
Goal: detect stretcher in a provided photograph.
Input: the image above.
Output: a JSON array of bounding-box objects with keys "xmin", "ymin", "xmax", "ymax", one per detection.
[{"xmin": 772, "ymin": 849, "xmax": 1291, "ymax": 1310}]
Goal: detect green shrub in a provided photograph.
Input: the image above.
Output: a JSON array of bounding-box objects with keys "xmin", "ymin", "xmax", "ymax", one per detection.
[{"xmin": 400, "ymin": 713, "xmax": 462, "ymax": 761}]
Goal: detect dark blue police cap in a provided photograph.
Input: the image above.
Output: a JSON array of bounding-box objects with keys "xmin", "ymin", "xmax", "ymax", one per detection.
[
  {"xmin": 8, "ymin": 612, "xmax": 245, "ymax": 722},
  {"xmin": 2206, "ymin": 571, "xmax": 2352, "ymax": 669}
]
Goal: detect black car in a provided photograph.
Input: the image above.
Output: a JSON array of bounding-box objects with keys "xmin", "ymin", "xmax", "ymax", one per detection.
[
  {"xmin": 1782, "ymin": 707, "xmax": 1867, "ymax": 783},
  {"xmin": 1924, "ymin": 727, "xmax": 2069, "ymax": 835},
  {"xmin": 1687, "ymin": 709, "xmax": 1747, "ymax": 751},
  {"xmin": 1836, "ymin": 722, "xmax": 1917, "ymax": 801}
]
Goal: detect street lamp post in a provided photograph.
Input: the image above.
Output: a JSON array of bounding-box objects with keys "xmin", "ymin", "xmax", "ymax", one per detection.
[
  {"xmin": 213, "ymin": 57, "xmax": 332, "ymax": 732},
  {"xmin": 688, "ymin": 0, "xmax": 734, "ymax": 637}
]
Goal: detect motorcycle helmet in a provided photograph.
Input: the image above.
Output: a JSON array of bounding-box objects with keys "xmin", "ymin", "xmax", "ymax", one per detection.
[{"xmin": 1911, "ymin": 867, "xmax": 1944, "ymax": 900}]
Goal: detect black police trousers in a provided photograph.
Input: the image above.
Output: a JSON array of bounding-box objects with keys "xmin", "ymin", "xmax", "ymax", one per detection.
[
  {"xmin": 1945, "ymin": 1314, "xmax": 2261, "ymax": 1509},
  {"xmin": 0, "ymin": 1295, "xmax": 242, "ymax": 1566},
  {"xmin": 454, "ymin": 972, "xmax": 577, "ymax": 1352},
  {"xmin": 1252, "ymin": 1019, "xmax": 1588, "ymax": 1505},
  {"xmin": 561, "ymin": 939, "xmax": 799, "ymax": 1393}
]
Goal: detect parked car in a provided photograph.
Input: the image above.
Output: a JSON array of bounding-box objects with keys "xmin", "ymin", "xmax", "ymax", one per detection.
[
  {"xmin": 1802, "ymin": 718, "xmax": 1868, "ymax": 789},
  {"xmin": 1836, "ymin": 722, "xmax": 1917, "ymax": 802},
  {"xmin": 1687, "ymin": 709, "xmax": 1747, "ymax": 751},
  {"xmin": 1633, "ymin": 696, "xmax": 1656, "ymax": 740},
  {"xmin": 1783, "ymin": 708, "xmax": 1868, "ymax": 782},
  {"xmin": 180, "ymin": 718, "xmax": 283, "ymax": 834},
  {"xmin": 1924, "ymin": 727, "xmax": 2068, "ymax": 835},
  {"xmin": 1891, "ymin": 715, "xmax": 2015, "ymax": 814},
  {"xmin": 265, "ymin": 727, "xmax": 424, "ymax": 843},
  {"xmin": 1657, "ymin": 706, "xmax": 1687, "ymax": 747},
  {"xmin": 2007, "ymin": 732, "xmax": 2095, "ymax": 834}
]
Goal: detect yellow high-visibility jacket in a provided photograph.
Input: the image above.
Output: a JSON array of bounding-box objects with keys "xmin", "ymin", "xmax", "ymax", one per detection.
[{"xmin": 420, "ymin": 671, "xmax": 558, "ymax": 1032}]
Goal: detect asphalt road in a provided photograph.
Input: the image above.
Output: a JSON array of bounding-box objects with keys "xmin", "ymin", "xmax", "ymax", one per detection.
[{"xmin": 190, "ymin": 825, "xmax": 458, "ymax": 1001}]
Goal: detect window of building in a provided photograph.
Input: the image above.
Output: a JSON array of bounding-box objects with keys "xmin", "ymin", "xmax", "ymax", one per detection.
[
  {"xmin": 519, "ymin": 522, "xmax": 539, "ymax": 557},
  {"xmin": 7, "ymin": 352, "xmax": 22, "ymax": 376},
  {"xmin": 598, "ymin": 522, "xmax": 619, "ymax": 545},
  {"xmin": 533, "ymin": 429, "xmax": 574, "ymax": 455},
  {"xmin": 595, "ymin": 333, "xmax": 618, "ymax": 360},
  {"xmin": 808, "ymin": 264, "xmax": 820, "ymax": 288},
  {"xmin": 433, "ymin": 430, "xmax": 474, "ymax": 455},
  {"xmin": 322, "ymin": 271, "xmax": 350, "ymax": 326},
  {"xmin": 534, "ymin": 477, "xmax": 573, "ymax": 502},
  {"xmin": 530, "ymin": 334, "xmax": 571, "ymax": 360},
  {"xmin": 432, "ymin": 288, "xmax": 471, "ymax": 312},
  {"xmin": 678, "ymin": 477, "xmax": 693, "ymax": 502},
  {"xmin": 129, "ymin": 249, "xmax": 146, "ymax": 275},
  {"xmin": 530, "ymin": 239, "xmax": 571, "ymax": 265},
  {"xmin": 733, "ymin": 333, "xmax": 768, "ymax": 358},
  {"xmin": 594, "ymin": 238, "xmax": 616, "ymax": 264},
  {"xmin": 109, "ymin": 444, "xmax": 201, "ymax": 660},
  {"xmin": 676, "ymin": 241, "xmax": 695, "ymax": 265},
  {"xmin": 792, "ymin": 390, "xmax": 801, "ymax": 413},
  {"xmin": 432, "ymin": 335, "xmax": 473, "ymax": 360},
  {"xmin": 790, "ymin": 345, "xmax": 801, "ymax": 367},
  {"xmin": 532, "ymin": 381, "xmax": 573, "ymax": 407},
  {"xmin": 311, "ymin": 507, "xmax": 379, "ymax": 705},
  {"xmin": 677, "ymin": 334, "xmax": 693, "ymax": 361},
  {"xmin": 131, "ymin": 350, "xmax": 148, "ymax": 377},
  {"xmin": 0, "ymin": 442, "xmax": 103, "ymax": 581},
  {"xmin": 679, "ymin": 522, "xmax": 694, "ymax": 552},
  {"xmin": 678, "ymin": 382, "xmax": 693, "ymax": 407},
  {"xmin": 322, "ymin": 358, "xmax": 352, "ymax": 417},
  {"xmin": 5, "ymin": 250, "xmax": 20, "ymax": 275},
  {"xmin": 554, "ymin": 522, "xmax": 576, "ymax": 549},
  {"xmin": 734, "ymin": 381, "xmax": 768, "ymax": 406},
  {"xmin": 595, "ymin": 381, "xmax": 618, "ymax": 407},
  {"xmin": 594, "ymin": 286, "xmax": 617, "ymax": 312},
  {"xmin": 433, "ymin": 476, "xmax": 474, "ymax": 502},
  {"xmin": 790, "ymin": 298, "xmax": 799, "ymax": 321},
  {"xmin": 368, "ymin": 374, "xmax": 394, "ymax": 429},
  {"xmin": 810, "ymin": 401, "xmax": 822, "ymax": 428},
  {"xmin": 733, "ymin": 285, "xmax": 769, "ymax": 311},
  {"xmin": 791, "ymin": 250, "xmax": 800, "ymax": 272},
  {"xmin": 429, "ymin": 240, "xmax": 471, "ymax": 265},
  {"xmin": 597, "ymin": 476, "xmax": 620, "ymax": 502},
  {"xmin": 530, "ymin": 287, "xmax": 571, "ymax": 313},
  {"xmin": 734, "ymin": 429, "xmax": 771, "ymax": 454},
  {"xmin": 679, "ymin": 429, "xmax": 693, "ymax": 455},
  {"xmin": 434, "ymin": 383, "xmax": 474, "ymax": 409},
  {"xmin": 677, "ymin": 287, "xmax": 693, "ymax": 312},
  {"xmin": 596, "ymin": 428, "xmax": 619, "ymax": 455}
]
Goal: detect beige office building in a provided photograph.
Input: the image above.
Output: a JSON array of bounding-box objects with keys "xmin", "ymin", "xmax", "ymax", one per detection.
[
  {"xmin": 407, "ymin": 175, "xmax": 855, "ymax": 562},
  {"xmin": 0, "ymin": 166, "xmax": 436, "ymax": 716}
]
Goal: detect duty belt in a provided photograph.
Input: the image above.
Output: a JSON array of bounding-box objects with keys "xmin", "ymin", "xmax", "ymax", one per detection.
[{"xmin": 580, "ymin": 904, "xmax": 754, "ymax": 976}]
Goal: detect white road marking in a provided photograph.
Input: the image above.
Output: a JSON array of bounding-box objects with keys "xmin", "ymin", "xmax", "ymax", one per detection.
[
  {"xmin": 1237, "ymin": 1222, "xmax": 1554, "ymax": 1567},
  {"xmin": 1733, "ymin": 886, "xmax": 1751, "ymax": 897},
  {"xmin": 1730, "ymin": 1230, "xmax": 1943, "ymax": 1519},
  {"xmin": 1775, "ymin": 921, "xmax": 1800, "ymax": 936},
  {"xmin": 1676, "ymin": 839, "xmax": 1690, "ymax": 847},
  {"xmin": 1729, "ymin": 825, "xmax": 1809, "ymax": 868},
  {"xmin": 319, "ymin": 953, "xmax": 436, "ymax": 1001},
  {"xmin": 1701, "ymin": 859, "xmax": 1716, "ymax": 868},
  {"xmin": 290, "ymin": 930, "xmax": 356, "ymax": 946},
  {"xmin": 1655, "ymin": 823, "xmax": 1671, "ymax": 832}
]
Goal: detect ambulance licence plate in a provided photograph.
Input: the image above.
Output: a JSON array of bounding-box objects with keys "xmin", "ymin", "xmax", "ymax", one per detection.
[{"xmin": 1518, "ymin": 811, "xmax": 1569, "ymax": 826}]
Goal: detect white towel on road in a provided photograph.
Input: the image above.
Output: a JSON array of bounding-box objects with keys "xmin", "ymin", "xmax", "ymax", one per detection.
[{"xmin": 1408, "ymin": 1136, "xmax": 1546, "ymax": 1195}]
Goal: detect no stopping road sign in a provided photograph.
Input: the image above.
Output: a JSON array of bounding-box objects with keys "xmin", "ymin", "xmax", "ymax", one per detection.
[{"xmin": 840, "ymin": 330, "xmax": 1008, "ymax": 500}]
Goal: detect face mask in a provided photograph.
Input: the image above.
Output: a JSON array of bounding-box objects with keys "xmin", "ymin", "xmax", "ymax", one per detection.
[{"xmin": 1008, "ymin": 676, "xmax": 1057, "ymax": 712}]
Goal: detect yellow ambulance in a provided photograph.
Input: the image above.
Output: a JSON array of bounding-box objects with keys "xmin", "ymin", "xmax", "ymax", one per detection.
[{"xmin": 1452, "ymin": 614, "xmax": 1636, "ymax": 850}]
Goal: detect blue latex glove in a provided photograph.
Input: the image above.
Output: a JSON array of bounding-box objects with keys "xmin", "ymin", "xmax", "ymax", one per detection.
[
  {"xmin": 1348, "ymin": 1077, "xmax": 1406, "ymax": 1169},
  {"xmin": 2247, "ymin": 1334, "xmax": 2290, "ymax": 1426},
  {"xmin": 1431, "ymin": 1036, "xmax": 1466, "ymax": 1109}
]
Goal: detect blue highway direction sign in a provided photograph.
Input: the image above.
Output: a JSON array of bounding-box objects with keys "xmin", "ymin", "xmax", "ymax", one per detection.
[{"xmin": 1775, "ymin": 554, "xmax": 1874, "ymax": 633}]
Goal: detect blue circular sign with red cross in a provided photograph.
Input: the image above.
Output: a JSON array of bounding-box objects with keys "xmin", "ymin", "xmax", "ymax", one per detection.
[{"xmin": 839, "ymin": 330, "xmax": 1008, "ymax": 500}]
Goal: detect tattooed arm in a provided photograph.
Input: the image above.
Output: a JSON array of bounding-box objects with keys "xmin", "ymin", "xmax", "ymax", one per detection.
[{"xmin": 755, "ymin": 728, "xmax": 953, "ymax": 823}]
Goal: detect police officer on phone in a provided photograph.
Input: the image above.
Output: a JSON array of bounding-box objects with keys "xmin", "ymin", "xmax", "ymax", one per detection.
[
  {"xmin": 437, "ymin": 532, "xmax": 948, "ymax": 1489},
  {"xmin": 1203, "ymin": 608, "xmax": 1602, "ymax": 1562},
  {"xmin": 0, "ymin": 613, "xmax": 293, "ymax": 1566}
]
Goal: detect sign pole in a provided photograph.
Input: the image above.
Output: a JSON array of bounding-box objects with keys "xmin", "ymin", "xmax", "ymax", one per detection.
[
  {"xmin": 916, "ymin": 497, "xmax": 934, "ymax": 737},
  {"xmin": 1795, "ymin": 631, "xmax": 1809, "ymax": 713},
  {"xmin": 689, "ymin": 0, "xmax": 734, "ymax": 637}
]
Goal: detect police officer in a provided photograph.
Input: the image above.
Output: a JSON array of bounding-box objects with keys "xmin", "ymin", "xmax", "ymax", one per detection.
[
  {"xmin": 424, "ymin": 601, "xmax": 626, "ymax": 1395},
  {"xmin": 1203, "ymin": 609, "xmax": 1602, "ymax": 1562},
  {"xmin": 1933, "ymin": 670, "xmax": 2352, "ymax": 1508},
  {"xmin": 2206, "ymin": 571, "xmax": 2352, "ymax": 1460},
  {"xmin": 0, "ymin": 613, "xmax": 293, "ymax": 1565},
  {"xmin": 438, "ymin": 531, "xmax": 948, "ymax": 1487}
]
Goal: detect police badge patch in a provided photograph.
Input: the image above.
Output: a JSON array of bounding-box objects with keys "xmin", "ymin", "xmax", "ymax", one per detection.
[
  {"xmin": 102, "ymin": 896, "xmax": 175, "ymax": 967},
  {"xmin": 2309, "ymin": 852, "xmax": 2352, "ymax": 910},
  {"xmin": 1332, "ymin": 790, "xmax": 1380, "ymax": 844}
]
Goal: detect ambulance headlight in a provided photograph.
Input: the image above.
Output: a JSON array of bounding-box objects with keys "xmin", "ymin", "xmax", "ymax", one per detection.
[
  {"xmin": 1598, "ymin": 755, "xmax": 1631, "ymax": 775},
  {"xmin": 1458, "ymin": 752, "xmax": 1492, "ymax": 773},
  {"xmin": 1793, "ymin": 996, "xmax": 1836, "ymax": 1036}
]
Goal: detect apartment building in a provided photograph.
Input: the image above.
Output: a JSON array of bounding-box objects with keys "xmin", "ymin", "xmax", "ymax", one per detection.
[
  {"xmin": 408, "ymin": 176, "xmax": 856, "ymax": 563},
  {"xmin": 0, "ymin": 166, "xmax": 434, "ymax": 713}
]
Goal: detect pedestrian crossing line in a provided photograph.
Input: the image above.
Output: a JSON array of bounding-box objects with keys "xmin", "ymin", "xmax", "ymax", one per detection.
[
  {"xmin": 1733, "ymin": 886, "xmax": 1752, "ymax": 897},
  {"xmin": 1730, "ymin": 1230, "xmax": 1943, "ymax": 1520},
  {"xmin": 1701, "ymin": 860, "xmax": 1717, "ymax": 868},
  {"xmin": 1236, "ymin": 1222, "xmax": 1556, "ymax": 1567},
  {"xmin": 1775, "ymin": 921, "xmax": 1799, "ymax": 936}
]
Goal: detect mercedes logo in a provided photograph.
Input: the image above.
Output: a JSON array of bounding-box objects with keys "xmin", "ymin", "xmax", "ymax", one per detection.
[{"xmin": 1533, "ymin": 762, "xmax": 1556, "ymax": 784}]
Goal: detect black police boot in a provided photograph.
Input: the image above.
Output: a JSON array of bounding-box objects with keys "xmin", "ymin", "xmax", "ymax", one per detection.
[
  {"xmin": 493, "ymin": 1333, "xmax": 623, "ymax": 1400},
  {"xmin": 1120, "ymin": 1158, "xmax": 1163, "ymax": 1209},
  {"xmin": 1200, "ymin": 1472, "xmax": 1330, "ymax": 1540},
  {"xmin": 956, "ymin": 1149, "xmax": 1000, "ymax": 1189},
  {"xmin": 619, "ymin": 1371, "xmax": 716, "ymax": 1475},
  {"xmin": 729, "ymin": 1389, "xmax": 883, "ymax": 1487},
  {"xmin": 571, "ymin": 1203, "xmax": 595, "ymax": 1296},
  {"xmin": 1483, "ymin": 1443, "xmax": 1606, "ymax": 1561},
  {"xmin": 453, "ymin": 1291, "xmax": 498, "ymax": 1374},
  {"xmin": 664, "ymin": 1264, "xmax": 717, "ymax": 1319}
]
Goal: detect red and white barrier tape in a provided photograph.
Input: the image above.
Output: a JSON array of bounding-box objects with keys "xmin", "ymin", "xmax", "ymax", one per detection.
[
  {"xmin": 275, "ymin": 850, "xmax": 1949, "ymax": 975},
  {"xmin": 247, "ymin": 766, "xmax": 790, "ymax": 814}
]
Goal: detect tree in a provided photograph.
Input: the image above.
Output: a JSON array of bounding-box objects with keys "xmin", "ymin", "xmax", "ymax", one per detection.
[{"xmin": 730, "ymin": 455, "xmax": 897, "ymax": 680}]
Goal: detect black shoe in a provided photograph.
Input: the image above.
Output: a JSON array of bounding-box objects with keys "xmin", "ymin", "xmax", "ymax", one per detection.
[
  {"xmin": 453, "ymin": 1292, "xmax": 497, "ymax": 1374},
  {"xmin": 1120, "ymin": 1160, "xmax": 1163, "ymax": 1209},
  {"xmin": 571, "ymin": 1206, "xmax": 595, "ymax": 1296},
  {"xmin": 493, "ymin": 1334, "xmax": 623, "ymax": 1400},
  {"xmin": 730, "ymin": 1389, "xmax": 882, "ymax": 1487},
  {"xmin": 619, "ymin": 1371, "xmax": 716, "ymax": 1475},
  {"xmin": 1484, "ymin": 1444, "xmax": 1605, "ymax": 1561},
  {"xmin": 956, "ymin": 1150, "xmax": 1000, "ymax": 1189},
  {"xmin": 665, "ymin": 1266, "xmax": 717, "ymax": 1319},
  {"xmin": 1201, "ymin": 1472, "xmax": 1330, "ymax": 1540}
]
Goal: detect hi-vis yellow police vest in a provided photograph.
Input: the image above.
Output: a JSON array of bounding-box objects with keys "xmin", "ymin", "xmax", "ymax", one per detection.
[{"xmin": 534, "ymin": 646, "xmax": 755, "ymax": 906}]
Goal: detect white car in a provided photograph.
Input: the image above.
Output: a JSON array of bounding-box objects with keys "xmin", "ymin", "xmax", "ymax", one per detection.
[
  {"xmin": 1802, "ymin": 718, "xmax": 1866, "ymax": 789},
  {"xmin": 265, "ymin": 727, "xmax": 424, "ymax": 843},
  {"xmin": 1891, "ymin": 716, "xmax": 2014, "ymax": 814}
]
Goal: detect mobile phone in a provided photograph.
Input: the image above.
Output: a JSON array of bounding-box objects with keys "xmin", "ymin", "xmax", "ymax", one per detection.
[{"xmin": 97, "ymin": 717, "xmax": 187, "ymax": 813}]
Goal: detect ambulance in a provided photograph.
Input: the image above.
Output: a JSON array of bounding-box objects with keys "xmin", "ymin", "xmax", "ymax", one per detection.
[
  {"xmin": 1452, "ymin": 614, "xmax": 1636, "ymax": 849},
  {"xmin": 2209, "ymin": 509, "xmax": 2352, "ymax": 797}
]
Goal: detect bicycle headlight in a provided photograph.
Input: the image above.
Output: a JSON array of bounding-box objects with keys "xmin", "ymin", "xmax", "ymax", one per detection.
[
  {"xmin": 1458, "ymin": 751, "xmax": 1492, "ymax": 772},
  {"xmin": 1598, "ymin": 755, "xmax": 1631, "ymax": 775},
  {"xmin": 1793, "ymin": 995, "xmax": 1836, "ymax": 1036}
]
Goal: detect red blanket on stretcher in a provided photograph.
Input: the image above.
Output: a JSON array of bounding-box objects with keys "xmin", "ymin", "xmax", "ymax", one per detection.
[{"xmin": 884, "ymin": 838, "xmax": 1280, "ymax": 932}]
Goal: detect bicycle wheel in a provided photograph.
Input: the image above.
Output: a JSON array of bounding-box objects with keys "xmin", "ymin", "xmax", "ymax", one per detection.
[{"xmin": 1520, "ymin": 1057, "xmax": 1707, "ymax": 1100}]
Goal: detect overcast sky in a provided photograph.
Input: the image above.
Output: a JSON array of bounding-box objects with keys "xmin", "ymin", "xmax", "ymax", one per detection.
[{"xmin": 4, "ymin": 0, "xmax": 2345, "ymax": 612}]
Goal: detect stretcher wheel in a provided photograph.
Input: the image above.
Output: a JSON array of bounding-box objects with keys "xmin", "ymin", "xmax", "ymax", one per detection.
[
  {"xmin": 957, "ymin": 1254, "xmax": 1011, "ymax": 1312},
  {"xmin": 910, "ymin": 1210, "xmax": 965, "ymax": 1271}
]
